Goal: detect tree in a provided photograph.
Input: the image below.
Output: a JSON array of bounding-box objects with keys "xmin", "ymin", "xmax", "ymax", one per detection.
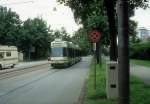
[
  {"xmin": 72, "ymin": 28, "xmax": 92, "ymax": 55},
  {"xmin": 19, "ymin": 18, "xmax": 52, "ymax": 60},
  {"xmin": 57, "ymin": 0, "xmax": 149, "ymax": 60},
  {"xmin": 0, "ymin": 6, "xmax": 21, "ymax": 45},
  {"xmin": 57, "ymin": 0, "xmax": 109, "ymax": 58},
  {"xmin": 104, "ymin": 0, "xmax": 149, "ymax": 60},
  {"xmin": 129, "ymin": 20, "xmax": 140, "ymax": 43},
  {"xmin": 52, "ymin": 27, "xmax": 71, "ymax": 41}
]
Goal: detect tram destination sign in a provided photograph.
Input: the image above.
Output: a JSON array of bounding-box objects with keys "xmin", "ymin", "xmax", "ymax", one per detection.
[{"xmin": 89, "ymin": 29, "xmax": 101, "ymax": 43}]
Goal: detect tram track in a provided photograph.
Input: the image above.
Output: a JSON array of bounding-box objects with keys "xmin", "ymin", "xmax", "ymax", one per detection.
[
  {"xmin": 0, "ymin": 63, "xmax": 50, "ymax": 80},
  {"xmin": 0, "ymin": 62, "xmax": 77, "ymax": 99},
  {"xmin": 0, "ymin": 68, "xmax": 63, "ymax": 98}
]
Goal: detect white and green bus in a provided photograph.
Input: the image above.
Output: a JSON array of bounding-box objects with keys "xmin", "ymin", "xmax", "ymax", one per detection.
[{"xmin": 50, "ymin": 38, "xmax": 81, "ymax": 68}]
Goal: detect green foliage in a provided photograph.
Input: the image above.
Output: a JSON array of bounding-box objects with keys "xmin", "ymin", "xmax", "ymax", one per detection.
[
  {"xmin": 0, "ymin": 6, "xmax": 21, "ymax": 45},
  {"xmin": 130, "ymin": 76, "xmax": 150, "ymax": 104},
  {"xmin": 19, "ymin": 18, "xmax": 52, "ymax": 60},
  {"xmin": 129, "ymin": 20, "xmax": 141, "ymax": 43},
  {"xmin": 130, "ymin": 59, "xmax": 150, "ymax": 67},
  {"xmin": 72, "ymin": 28, "xmax": 92, "ymax": 55},
  {"xmin": 57, "ymin": 0, "xmax": 109, "ymax": 45},
  {"xmin": 0, "ymin": 6, "xmax": 53, "ymax": 60},
  {"xmin": 57, "ymin": 0, "xmax": 149, "ymax": 61},
  {"xmin": 101, "ymin": 46, "xmax": 109, "ymax": 56},
  {"xmin": 0, "ymin": 6, "xmax": 73, "ymax": 60},
  {"xmin": 52, "ymin": 27, "xmax": 71, "ymax": 41},
  {"xmin": 129, "ymin": 20, "xmax": 138, "ymax": 36},
  {"xmin": 130, "ymin": 42, "xmax": 150, "ymax": 60},
  {"xmin": 85, "ymin": 58, "xmax": 150, "ymax": 104},
  {"xmin": 84, "ymin": 59, "xmax": 117, "ymax": 104}
]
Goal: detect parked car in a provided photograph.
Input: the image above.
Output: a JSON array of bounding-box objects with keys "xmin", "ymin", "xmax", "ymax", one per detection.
[{"xmin": 0, "ymin": 46, "xmax": 19, "ymax": 70}]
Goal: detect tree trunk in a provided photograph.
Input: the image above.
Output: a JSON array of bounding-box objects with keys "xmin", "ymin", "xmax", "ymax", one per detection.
[{"xmin": 104, "ymin": 0, "xmax": 117, "ymax": 61}]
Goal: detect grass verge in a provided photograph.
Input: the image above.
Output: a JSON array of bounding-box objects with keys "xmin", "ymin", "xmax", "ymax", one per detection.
[
  {"xmin": 130, "ymin": 59, "xmax": 150, "ymax": 67},
  {"xmin": 84, "ymin": 58, "xmax": 150, "ymax": 104},
  {"xmin": 130, "ymin": 76, "xmax": 150, "ymax": 104},
  {"xmin": 84, "ymin": 59, "xmax": 117, "ymax": 104}
]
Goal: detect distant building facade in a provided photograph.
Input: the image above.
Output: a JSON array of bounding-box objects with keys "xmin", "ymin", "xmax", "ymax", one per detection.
[{"xmin": 137, "ymin": 27, "xmax": 150, "ymax": 41}]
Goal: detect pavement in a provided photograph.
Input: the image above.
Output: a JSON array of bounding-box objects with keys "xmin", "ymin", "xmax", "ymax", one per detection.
[
  {"xmin": 104, "ymin": 56, "xmax": 150, "ymax": 85},
  {"xmin": 130, "ymin": 64, "xmax": 150, "ymax": 85}
]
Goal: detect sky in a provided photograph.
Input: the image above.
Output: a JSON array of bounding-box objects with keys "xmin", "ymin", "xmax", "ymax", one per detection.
[
  {"xmin": 131, "ymin": 2, "xmax": 150, "ymax": 30},
  {"xmin": 0, "ymin": 0, "xmax": 150, "ymax": 34},
  {"xmin": 0, "ymin": 0, "xmax": 80, "ymax": 35}
]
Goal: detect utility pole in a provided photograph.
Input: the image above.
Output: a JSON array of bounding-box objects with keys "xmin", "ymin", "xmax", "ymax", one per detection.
[{"xmin": 117, "ymin": 0, "xmax": 129, "ymax": 104}]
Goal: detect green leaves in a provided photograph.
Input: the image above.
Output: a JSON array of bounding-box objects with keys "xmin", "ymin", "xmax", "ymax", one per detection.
[
  {"xmin": 0, "ymin": 6, "xmax": 53, "ymax": 60},
  {"xmin": 0, "ymin": 6, "xmax": 21, "ymax": 45},
  {"xmin": 18, "ymin": 18, "xmax": 53, "ymax": 59}
]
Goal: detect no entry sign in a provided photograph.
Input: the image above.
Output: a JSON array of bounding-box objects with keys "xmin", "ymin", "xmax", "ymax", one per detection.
[{"xmin": 89, "ymin": 29, "xmax": 101, "ymax": 43}]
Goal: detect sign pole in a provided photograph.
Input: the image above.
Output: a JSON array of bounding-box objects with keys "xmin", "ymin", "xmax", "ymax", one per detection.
[
  {"xmin": 89, "ymin": 29, "xmax": 101, "ymax": 94},
  {"xmin": 93, "ymin": 43, "xmax": 96, "ymax": 93}
]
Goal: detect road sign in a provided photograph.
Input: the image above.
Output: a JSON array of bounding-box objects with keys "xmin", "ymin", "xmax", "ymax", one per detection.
[{"xmin": 89, "ymin": 30, "xmax": 101, "ymax": 43}]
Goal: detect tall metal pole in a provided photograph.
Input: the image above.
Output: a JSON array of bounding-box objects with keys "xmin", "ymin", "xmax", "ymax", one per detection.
[
  {"xmin": 93, "ymin": 43, "xmax": 97, "ymax": 93},
  {"xmin": 117, "ymin": 0, "xmax": 129, "ymax": 104},
  {"xmin": 94, "ymin": 50, "xmax": 96, "ymax": 90}
]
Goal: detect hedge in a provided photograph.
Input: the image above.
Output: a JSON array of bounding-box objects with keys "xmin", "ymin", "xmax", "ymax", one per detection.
[{"xmin": 129, "ymin": 42, "xmax": 150, "ymax": 60}]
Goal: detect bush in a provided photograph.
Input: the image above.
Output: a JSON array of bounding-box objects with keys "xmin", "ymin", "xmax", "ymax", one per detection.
[{"xmin": 129, "ymin": 42, "xmax": 150, "ymax": 60}]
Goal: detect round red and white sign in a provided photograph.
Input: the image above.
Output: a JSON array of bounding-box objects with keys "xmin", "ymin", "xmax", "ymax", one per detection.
[{"xmin": 89, "ymin": 30, "xmax": 101, "ymax": 43}]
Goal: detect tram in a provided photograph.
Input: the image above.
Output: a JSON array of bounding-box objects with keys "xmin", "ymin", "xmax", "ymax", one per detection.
[{"xmin": 50, "ymin": 38, "xmax": 81, "ymax": 68}]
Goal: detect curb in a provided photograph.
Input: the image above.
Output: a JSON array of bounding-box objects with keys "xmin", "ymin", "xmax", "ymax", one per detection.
[{"xmin": 77, "ymin": 79, "xmax": 87, "ymax": 104}]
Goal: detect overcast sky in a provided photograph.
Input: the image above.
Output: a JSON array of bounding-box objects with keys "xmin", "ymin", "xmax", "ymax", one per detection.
[
  {"xmin": 0, "ymin": 0, "xmax": 150, "ymax": 34},
  {"xmin": 131, "ymin": 2, "xmax": 150, "ymax": 30},
  {"xmin": 0, "ymin": 0, "xmax": 80, "ymax": 35}
]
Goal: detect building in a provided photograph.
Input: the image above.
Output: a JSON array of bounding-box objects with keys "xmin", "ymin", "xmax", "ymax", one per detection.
[{"xmin": 137, "ymin": 27, "xmax": 150, "ymax": 41}]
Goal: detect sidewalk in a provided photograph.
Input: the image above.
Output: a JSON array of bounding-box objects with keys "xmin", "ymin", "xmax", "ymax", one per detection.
[
  {"xmin": 104, "ymin": 56, "xmax": 150, "ymax": 85},
  {"xmin": 130, "ymin": 64, "xmax": 150, "ymax": 85}
]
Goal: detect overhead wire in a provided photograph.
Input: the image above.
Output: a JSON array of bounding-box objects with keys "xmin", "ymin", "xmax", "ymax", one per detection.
[{"xmin": 0, "ymin": 1, "xmax": 34, "ymax": 6}]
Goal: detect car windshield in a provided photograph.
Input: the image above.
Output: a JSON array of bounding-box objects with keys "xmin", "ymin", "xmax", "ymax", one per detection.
[{"xmin": 51, "ymin": 47, "xmax": 63, "ymax": 57}]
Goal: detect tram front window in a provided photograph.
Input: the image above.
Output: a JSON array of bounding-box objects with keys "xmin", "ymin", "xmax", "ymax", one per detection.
[{"xmin": 51, "ymin": 47, "xmax": 63, "ymax": 57}]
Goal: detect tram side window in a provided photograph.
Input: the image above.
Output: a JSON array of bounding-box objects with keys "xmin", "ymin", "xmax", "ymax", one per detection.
[
  {"xmin": 69, "ymin": 48, "xmax": 73, "ymax": 58},
  {"xmin": 68, "ymin": 48, "xmax": 72, "ymax": 58},
  {"xmin": 0, "ymin": 52, "xmax": 4, "ymax": 59},
  {"xmin": 74, "ymin": 49, "xmax": 77, "ymax": 57},
  {"xmin": 63, "ymin": 47, "xmax": 68, "ymax": 57},
  {"xmin": 77, "ymin": 50, "xmax": 79, "ymax": 57}
]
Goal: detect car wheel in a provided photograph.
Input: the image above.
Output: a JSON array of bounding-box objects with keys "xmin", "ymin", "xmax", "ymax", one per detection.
[{"xmin": 11, "ymin": 64, "xmax": 15, "ymax": 68}]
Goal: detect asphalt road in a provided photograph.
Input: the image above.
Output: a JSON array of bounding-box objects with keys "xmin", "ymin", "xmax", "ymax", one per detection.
[{"xmin": 0, "ymin": 56, "xmax": 92, "ymax": 104}]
